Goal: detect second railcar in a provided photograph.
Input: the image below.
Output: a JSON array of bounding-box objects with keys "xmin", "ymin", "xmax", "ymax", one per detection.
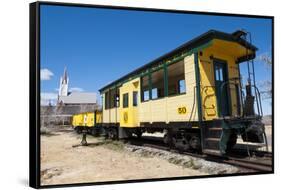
[{"xmin": 72, "ymin": 111, "xmax": 102, "ymax": 135}]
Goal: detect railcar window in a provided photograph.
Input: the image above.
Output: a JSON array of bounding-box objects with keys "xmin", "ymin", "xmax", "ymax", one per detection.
[
  {"xmin": 123, "ymin": 93, "xmax": 129, "ymax": 108},
  {"xmin": 108, "ymin": 88, "xmax": 119, "ymax": 109},
  {"xmin": 151, "ymin": 88, "xmax": 157, "ymax": 99},
  {"xmin": 143, "ymin": 91, "xmax": 149, "ymax": 101},
  {"xmin": 151, "ymin": 69, "xmax": 165, "ymax": 99},
  {"xmin": 109, "ymin": 89, "xmax": 114, "ymax": 109},
  {"xmin": 104, "ymin": 88, "xmax": 119, "ymax": 109},
  {"xmin": 167, "ymin": 60, "xmax": 185, "ymax": 95},
  {"xmin": 114, "ymin": 89, "xmax": 119, "ymax": 107},
  {"xmin": 114, "ymin": 88, "xmax": 119, "ymax": 107},
  {"xmin": 133, "ymin": 91, "xmax": 138, "ymax": 106},
  {"xmin": 104, "ymin": 91, "xmax": 109, "ymax": 109},
  {"xmin": 141, "ymin": 75, "xmax": 150, "ymax": 101},
  {"xmin": 179, "ymin": 79, "xmax": 186, "ymax": 93},
  {"xmin": 215, "ymin": 66, "xmax": 224, "ymax": 81},
  {"xmin": 220, "ymin": 68, "xmax": 224, "ymax": 81}
]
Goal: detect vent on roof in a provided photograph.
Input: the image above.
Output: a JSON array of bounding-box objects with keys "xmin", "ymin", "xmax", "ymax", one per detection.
[{"xmin": 232, "ymin": 30, "xmax": 247, "ymax": 38}]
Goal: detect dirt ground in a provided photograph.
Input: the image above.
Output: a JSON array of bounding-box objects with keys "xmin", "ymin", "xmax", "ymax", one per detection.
[
  {"xmin": 40, "ymin": 124, "xmax": 272, "ymax": 186},
  {"xmin": 40, "ymin": 129, "xmax": 206, "ymax": 186}
]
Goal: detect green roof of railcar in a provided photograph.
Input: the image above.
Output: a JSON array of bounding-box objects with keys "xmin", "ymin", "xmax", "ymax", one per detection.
[{"xmin": 99, "ymin": 29, "xmax": 257, "ymax": 93}]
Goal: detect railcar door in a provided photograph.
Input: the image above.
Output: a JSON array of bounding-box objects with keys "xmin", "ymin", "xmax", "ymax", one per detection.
[
  {"xmin": 213, "ymin": 60, "xmax": 230, "ymax": 117},
  {"xmin": 119, "ymin": 79, "xmax": 140, "ymax": 128}
]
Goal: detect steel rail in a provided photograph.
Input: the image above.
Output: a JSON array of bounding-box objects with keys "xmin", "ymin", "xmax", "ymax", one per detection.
[{"xmin": 124, "ymin": 136, "xmax": 272, "ymax": 172}]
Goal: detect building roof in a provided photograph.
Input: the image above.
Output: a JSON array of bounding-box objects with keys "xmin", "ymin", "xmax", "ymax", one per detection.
[
  {"xmin": 58, "ymin": 92, "xmax": 97, "ymax": 104},
  {"xmin": 99, "ymin": 29, "xmax": 257, "ymax": 93}
]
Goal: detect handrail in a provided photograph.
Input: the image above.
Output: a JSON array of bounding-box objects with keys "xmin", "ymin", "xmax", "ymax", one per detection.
[
  {"xmin": 220, "ymin": 81, "xmax": 244, "ymax": 119},
  {"xmin": 219, "ymin": 81, "xmax": 263, "ymax": 119},
  {"xmin": 250, "ymin": 85, "xmax": 263, "ymax": 117}
]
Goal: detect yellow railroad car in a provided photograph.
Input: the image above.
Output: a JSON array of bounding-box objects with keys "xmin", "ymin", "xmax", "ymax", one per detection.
[
  {"xmin": 72, "ymin": 111, "xmax": 102, "ymax": 135},
  {"xmin": 99, "ymin": 30, "xmax": 267, "ymax": 155}
]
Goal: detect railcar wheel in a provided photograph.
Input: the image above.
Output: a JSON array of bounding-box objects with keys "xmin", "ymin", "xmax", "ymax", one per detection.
[
  {"xmin": 108, "ymin": 128, "xmax": 118, "ymax": 140},
  {"xmin": 163, "ymin": 134, "xmax": 170, "ymax": 144},
  {"xmin": 91, "ymin": 128, "xmax": 96, "ymax": 136},
  {"xmin": 76, "ymin": 127, "xmax": 82, "ymax": 134},
  {"xmin": 103, "ymin": 128, "xmax": 109, "ymax": 139},
  {"xmin": 172, "ymin": 136, "xmax": 190, "ymax": 151},
  {"xmin": 136, "ymin": 131, "xmax": 142, "ymax": 139},
  {"xmin": 125, "ymin": 130, "xmax": 133, "ymax": 138},
  {"xmin": 163, "ymin": 130, "xmax": 173, "ymax": 147},
  {"xmin": 189, "ymin": 135, "xmax": 200, "ymax": 150}
]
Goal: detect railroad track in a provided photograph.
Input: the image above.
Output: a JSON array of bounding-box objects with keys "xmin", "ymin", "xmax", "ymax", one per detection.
[
  {"xmin": 222, "ymin": 156, "xmax": 272, "ymax": 172},
  {"xmin": 123, "ymin": 136, "xmax": 273, "ymax": 172}
]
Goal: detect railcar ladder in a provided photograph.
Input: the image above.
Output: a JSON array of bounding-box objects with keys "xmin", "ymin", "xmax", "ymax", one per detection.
[{"xmin": 241, "ymin": 31, "xmax": 263, "ymax": 117}]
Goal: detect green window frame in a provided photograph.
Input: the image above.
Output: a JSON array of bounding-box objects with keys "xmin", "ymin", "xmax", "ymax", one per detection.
[
  {"xmin": 141, "ymin": 74, "xmax": 150, "ymax": 102},
  {"xmin": 123, "ymin": 93, "xmax": 129, "ymax": 108},
  {"xmin": 167, "ymin": 60, "xmax": 186, "ymax": 96},
  {"xmin": 133, "ymin": 91, "xmax": 138, "ymax": 106},
  {"xmin": 140, "ymin": 58, "xmax": 186, "ymax": 102},
  {"xmin": 104, "ymin": 91, "xmax": 109, "ymax": 110},
  {"xmin": 151, "ymin": 68, "xmax": 165, "ymax": 100}
]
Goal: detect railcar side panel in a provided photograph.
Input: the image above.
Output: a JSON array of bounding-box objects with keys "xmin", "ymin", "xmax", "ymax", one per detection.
[
  {"xmin": 72, "ymin": 112, "xmax": 94, "ymax": 127},
  {"xmin": 138, "ymin": 101, "xmax": 151, "ymax": 123},
  {"xmin": 95, "ymin": 111, "xmax": 103, "ymax": 124},
  {"xmin": 119, "ymin": 78, "xmax": 140, "ymax": 127},
  {"xmin": 166, "ymin": 54, "xmax": 198, "ymax": 122},
  {"xmin": 199, "ymin": 39, "xmax": 244, "ymax": 120},
  {"xmin": 102, "ymin": 97, "xmax": 120, "ymax": 124},
  {"xmin": 138, "ymin": 54, "xmax": 198, "ymax": 124}
]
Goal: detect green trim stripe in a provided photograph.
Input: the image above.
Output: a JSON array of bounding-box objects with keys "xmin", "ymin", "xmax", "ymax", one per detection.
[
  {"xmin": 164, "ymin": 62, "xmax": 168, "ymax": 96},
  {"xmin": 148, "ymin": 68, "xmax": 152, "ymax": 99},
  {"xmin": 194, "ymin": 52, "xmax": 203, "ymax": 122}
]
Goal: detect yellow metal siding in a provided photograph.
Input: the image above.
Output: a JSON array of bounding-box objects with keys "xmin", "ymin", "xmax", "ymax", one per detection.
[
  {"xmin": 102, "ymin": 93, "xmax": 120, "ymax": 124},
  {"xmin": 95, "ymin": 111, "xmax": 103, "ymax": 124},
  {"xmin": 150, "ymin": 98, "xmax": 167, "ymax": 122},
  {"xmin": 138, "ymin": 54, "xmax": 198, "ymax": 124},
  {"xmin": 72, "ymin": 112, "xmax": 94, "ymax": 127},
  {"xmin": 102, "ymin": 108, "xmax": 110, "ymax": 123},
  {"xmin": 139, "ymin": 101, "xmax": 151, "ymax": 123},
  {"xmin": 167, "ymin": 93, "xmax": 198, "ymax": 122},
  {"xmin": 102, "ymin": 92, "xmax": 111, "ymax": 124},
  {"xmin": 166, "ymin": 54, "xmax": 198, "ymax": 122},
  {"xmin": 199, "ymin": 39, "xmax": 242, "ymax": 120},
  {"xmin": 119, "ymin": 78, "xmax": 140, "ymax": 127}
]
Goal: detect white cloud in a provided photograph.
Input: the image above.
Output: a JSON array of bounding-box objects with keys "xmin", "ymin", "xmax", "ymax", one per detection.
[
  {"xmin": 41, "ymin": 68, "xmax": 54, "ymax": 80},
  {"xmin": 69, "ymin": 87, "xmax": 84, "ymax": 92},
  {"xmin": 40, "ymin": 92, "xmax": 57, "ymax": 106}
]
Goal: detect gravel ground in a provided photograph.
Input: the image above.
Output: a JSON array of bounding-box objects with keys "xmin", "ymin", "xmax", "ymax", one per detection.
[
  {"xmin": 40, "ymin": 124, "xmax": 271, "ymax": 186},
  {"xmin": 41, "ymin": 129, "xmax": 207, "ymax": 186},
  {"xmin": 124, "ymin": 145, "xmax": 240, "ymax": 175},
  {"xmin": 40, "ymin": 129, "xmax": 240, "ymax": 186}
]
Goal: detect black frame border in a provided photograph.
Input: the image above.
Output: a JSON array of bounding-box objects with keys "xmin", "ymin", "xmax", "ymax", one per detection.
[
  {"xmin": 30, "ymin": 2, "xmax": 41, "ymax": 188},
  {"xmin": 29, "ymin": 1, "xmax": 274, "ymax": 189}
]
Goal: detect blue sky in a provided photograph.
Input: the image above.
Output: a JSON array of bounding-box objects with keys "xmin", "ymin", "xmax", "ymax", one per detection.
[{"xmin": 40, "ymin": 5, "xmax": 272, "ymax": 115}]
